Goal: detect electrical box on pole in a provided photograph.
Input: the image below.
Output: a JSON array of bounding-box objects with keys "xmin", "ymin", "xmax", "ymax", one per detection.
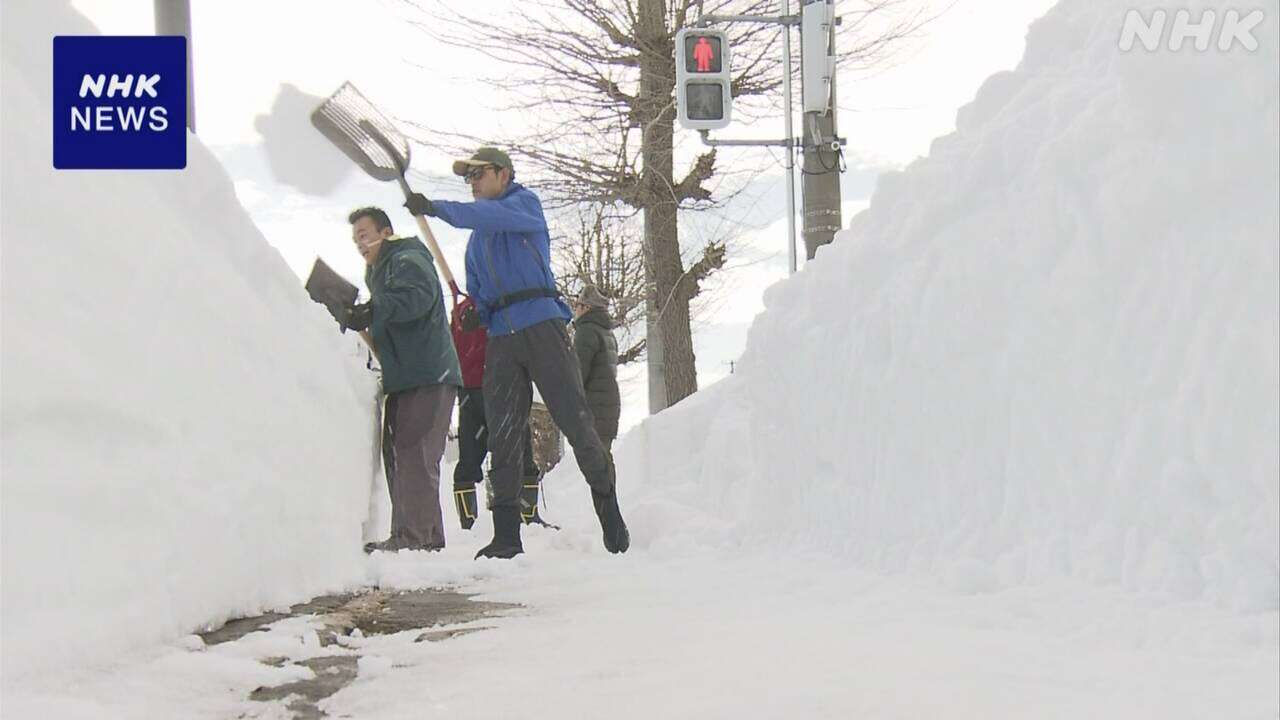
[
  {"xmin": 675, "ymin": 28, "xmax": 733, "ymax": 130},
  {"xmin": 800, "ymin": 1, "xmax": 834, "ymax": 113}
]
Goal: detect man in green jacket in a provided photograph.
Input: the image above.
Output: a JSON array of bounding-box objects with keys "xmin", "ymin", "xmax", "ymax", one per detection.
[{"xmin": 343, "ymin": 207, "xmax": 462, "ymax": 553}]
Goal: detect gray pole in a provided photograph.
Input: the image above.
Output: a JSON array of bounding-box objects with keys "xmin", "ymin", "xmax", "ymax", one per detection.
[
  {"xmin": 781, "ymin": 0, "xmax": 798, "ymax": 275},
  {"xmin": 154, "ymin": 0, "xmax": 195, "ymax": 133},
  {"xmin": 646, "ymin": 292, "xmax": 666, "ymax": 414},
  {"xmin": 800, "ymin": 0, "xmax": 841, "ymax": 259}
]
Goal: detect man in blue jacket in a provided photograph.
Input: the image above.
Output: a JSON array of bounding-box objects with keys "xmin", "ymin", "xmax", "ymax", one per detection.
[{"xmin": 405, "ymin": 147, "xmax": 629, "ymax": 559}]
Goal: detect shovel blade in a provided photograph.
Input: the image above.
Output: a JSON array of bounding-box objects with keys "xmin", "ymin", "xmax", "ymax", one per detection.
[
  {"xmin": 305, "ymin": 257, "xmax": 359, "ymax": 324},
  {"xmin": 311, "ymin": 82, "xmax": 410, "ymax": 182}
]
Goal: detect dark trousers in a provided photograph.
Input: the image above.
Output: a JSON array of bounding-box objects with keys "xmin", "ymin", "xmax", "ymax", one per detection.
[
  {"xmin": 484, "ymin": 320, "xmax": 613, "ymax": 510},
  {"xmin": 453, "ymin": 386, "xmax": 538, "ymax": 488},
  {"xmin": 382, "ymin": 383, "xmax": 456, "ymax": 547}
]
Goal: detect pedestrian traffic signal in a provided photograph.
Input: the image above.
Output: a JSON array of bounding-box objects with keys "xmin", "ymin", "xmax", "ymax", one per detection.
[
  {"xmin": 675, "ymin": 28, "xmax": 732, "ymax": 130},
  {"xmin": 685, "ymin": 34, "xmax": 722, "ymax": 73}
]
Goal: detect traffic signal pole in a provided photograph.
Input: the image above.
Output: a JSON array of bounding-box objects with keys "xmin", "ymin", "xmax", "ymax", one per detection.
[
  {"xmin": 692, "ymin": 4, "xmax": 844, "ymax": 275},
  {"xmin": 781, "ymin": 0, "xmax": 798, "ymax": 275}
]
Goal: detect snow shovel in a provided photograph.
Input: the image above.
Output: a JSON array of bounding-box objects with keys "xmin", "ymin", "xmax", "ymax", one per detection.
[
  {"xmin": 311, "ymin": 82, "xmax": 459, "ymax": 295},
  {"xmin": 304, "ymin": 256, "xmax": 378, "ymax": 360},
  {"xmin": 304, "ymin": 256, "xmax": 358, "ymax": 325}
]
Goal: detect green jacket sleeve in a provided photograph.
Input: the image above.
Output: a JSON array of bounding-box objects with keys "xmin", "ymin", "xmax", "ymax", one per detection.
[{"xmin": 374, "ymin": 253, "xmax": 439, "ymax": 325}]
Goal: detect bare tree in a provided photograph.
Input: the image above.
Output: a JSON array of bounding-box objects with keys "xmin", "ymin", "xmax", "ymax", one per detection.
[
  {"xmin": 552, "ymin": 203, "xmax": 650, "ymax": 365},
  {"xmin": 401, "ymin": 0, "xmax": 935, "ymax": 410}
]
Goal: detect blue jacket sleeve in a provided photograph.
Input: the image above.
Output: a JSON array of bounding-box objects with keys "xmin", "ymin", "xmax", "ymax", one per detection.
[{"xmin": 434, "ymin": 192, "xmax": 547, "ymax": 234}]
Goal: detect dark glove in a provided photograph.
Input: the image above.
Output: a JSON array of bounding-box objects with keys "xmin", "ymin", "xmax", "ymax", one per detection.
[
  {"xmin": 458, "ymin": 303, "xmax": 480, "ymax": 332},
  {"xmin": 403, "ymin": 192, "xmax": 437, "ymax": 218},
  {"xmin": 341, "ymin": 301, "xmax": 373, "ymax": 333}
]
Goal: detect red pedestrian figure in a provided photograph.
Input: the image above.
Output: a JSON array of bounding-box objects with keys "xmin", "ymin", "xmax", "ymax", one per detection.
[{"xmin": 693, "ymin": 37, "xmax": 715, "ymax": 72}]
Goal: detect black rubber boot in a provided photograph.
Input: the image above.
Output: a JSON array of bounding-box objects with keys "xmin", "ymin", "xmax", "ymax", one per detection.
[
  {"xmin": 520, "ymin": 474, "xmax": 561, "ymax": 530},
  {"xmin": 453, "ymin": 484, "xmax": 479, "ymax": 530},
  {"xmin": 519, "ymin": 473, "xmax": 545, "ymax": 525},
  {"xmin": 474, "ymin": 506, "xmax": 524, "ymax": 559},
  {"xmin": 592, "ymin": 488, "xmax": 630, "ymax": 554}
]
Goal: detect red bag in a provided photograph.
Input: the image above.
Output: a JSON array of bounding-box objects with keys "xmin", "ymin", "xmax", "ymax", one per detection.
[{"xmin": 450, "ymin": 294, "xmax": 487, "ymax": 389}]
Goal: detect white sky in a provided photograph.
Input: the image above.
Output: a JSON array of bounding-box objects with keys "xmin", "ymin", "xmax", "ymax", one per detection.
[
  {"xmin": 69, "ymin": 0, "xmax": 1057, "ymax": 428},
  {"xmin": 69, "ymin": 0, "xmax": 1055, "ymax": 161}
]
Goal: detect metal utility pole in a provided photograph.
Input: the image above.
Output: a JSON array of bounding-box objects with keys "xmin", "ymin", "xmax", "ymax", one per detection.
[
  {"xmin": 154, "ymin": 0, "xmax": 195, "ymax": 132},
  {"xmin": 800, "ymin": 0, "xmax": 841, "ymax": 259},
  {"xmin": 781, "ymin": 0, "xmax": 798, "ymax": 274},
  {"xmin": 646, "ymin": 292, "xmax": 667, "ymax": 414}
]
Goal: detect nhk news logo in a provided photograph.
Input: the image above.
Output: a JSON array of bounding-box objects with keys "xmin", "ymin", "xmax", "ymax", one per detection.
[{"xmin": 53, "ymin": 36, "xmax": 187, "ymax": 169}]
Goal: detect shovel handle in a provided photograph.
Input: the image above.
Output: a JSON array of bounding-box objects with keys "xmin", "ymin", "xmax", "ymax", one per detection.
[
  {"xmin": 355, "ymin": 121, "xmax": 459, "ymax": 294},
  {"xmin": 393, "ymin": 175, "xmax": 458, "ymax": 293},
  {"xmin": 411, "ymin": 213, "xmax": 458, "ymax": 292}
]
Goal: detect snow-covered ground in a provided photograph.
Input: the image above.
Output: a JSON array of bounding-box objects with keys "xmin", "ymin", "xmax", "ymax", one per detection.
[
  {"xmin": 3, "ymin": 0, "xmax": 1277, "ymax": 717},
  {"xmin": 7, "ymin": 484, "xmax": 1277, "ymax": 719}
]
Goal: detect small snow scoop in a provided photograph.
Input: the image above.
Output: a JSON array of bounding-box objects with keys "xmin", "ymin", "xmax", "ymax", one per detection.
[
  {"xmin": 305, "ymin": 256, "xmax": 377, "ymax": 358},
  {"xmin": 311, "ymin": 82, "xmax": 459, "ymax": 295},
  {"xmin": 304, "ymin": 256, "xmax": 358, "ymax": 324}
]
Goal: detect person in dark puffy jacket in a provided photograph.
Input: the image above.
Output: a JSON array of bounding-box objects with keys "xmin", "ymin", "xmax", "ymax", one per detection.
[
  {"xmin": 402, "ymin": 147, "xmax": 628, "ymax": 560},
  {"xmin": 571, "ymin": 285, "xmax": 620, "ymax": 452}
]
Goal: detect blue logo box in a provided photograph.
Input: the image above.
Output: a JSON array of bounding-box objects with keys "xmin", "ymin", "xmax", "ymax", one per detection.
[{"xmin": 53, "ymin": 36, "xmax": 187, "ymax": 169}]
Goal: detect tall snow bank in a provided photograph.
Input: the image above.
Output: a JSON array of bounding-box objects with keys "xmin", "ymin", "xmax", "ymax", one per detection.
[
  {"xmin": 620, "ymin": 0, "xmax": 1279, "ymax": 610},
  {"xmin": 1, "ymin": 0, "xmax": 376, "ymax": 685}
]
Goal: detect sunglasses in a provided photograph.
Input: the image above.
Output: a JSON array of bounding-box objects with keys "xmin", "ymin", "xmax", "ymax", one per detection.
[{"xmin": 463, "ymin": 165, "xmax": 497, "ymax": 183}]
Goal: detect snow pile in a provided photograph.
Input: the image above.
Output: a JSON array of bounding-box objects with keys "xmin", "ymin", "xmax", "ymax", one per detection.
[
  {"xmin": 617, "ymin": 0, "xmax": 1279, "ymax": 610},
  {"xmin": 1, "ymin": 0, "xmax": 376, "ymax": 686}
]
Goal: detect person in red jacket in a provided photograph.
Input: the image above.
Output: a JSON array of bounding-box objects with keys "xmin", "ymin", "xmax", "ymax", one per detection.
[{"xmin": 450, "ymin": 296, "xmax": 547, "ymax": 530}]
